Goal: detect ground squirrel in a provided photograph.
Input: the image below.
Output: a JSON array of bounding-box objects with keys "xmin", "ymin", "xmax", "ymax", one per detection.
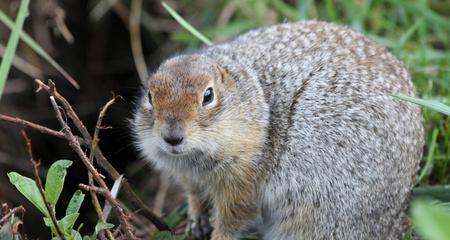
[{"xmin": 133, "ymin": 21, "xmax": 424, "ymax": 240}]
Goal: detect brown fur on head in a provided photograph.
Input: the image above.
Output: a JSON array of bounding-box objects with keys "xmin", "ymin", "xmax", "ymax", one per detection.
[
  {"xmin": 134, "ymin": 54, "xmax": 249, "ymax": 173},
  {"xmin": 150, "ymin": 54, "xmax": 232, "ymax": 128}
]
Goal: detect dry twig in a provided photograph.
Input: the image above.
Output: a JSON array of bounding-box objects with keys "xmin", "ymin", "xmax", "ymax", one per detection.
[
  {"xmin": 21, "ymin": 131, "xmax": 66, "ymax": 240},
  {"xmin": 0, "ymin": 79, "xmax": 170, "ymax": 233},
  {"xmin": 0, "ymin": 114, "xmax": 66, "ymax": 140},
  {"xmin": 88, "ymin": 98, "xmax": 117, "ymax": 240},
  {"xmin": 35, "ymin": 79, "xmax": 170, "ymax": 232},
  {"xmin": 130, "ymin": 0, "xmax": 149, "ymax": 83},
  {"xmin": 48, "ymin": 96, "xmax": 137, "ymax": 240}
]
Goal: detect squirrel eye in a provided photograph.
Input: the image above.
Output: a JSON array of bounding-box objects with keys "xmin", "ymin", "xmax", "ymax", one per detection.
[
  {"xmin": 202, "ymin": 87, "xmax": 214, "ymax": 106},
  {"xmin": 148, "ymin": 91, "xmax": 153, "ymax": 105}
]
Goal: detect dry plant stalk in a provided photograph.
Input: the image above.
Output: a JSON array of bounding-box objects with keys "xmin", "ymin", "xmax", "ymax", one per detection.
[
  {"xmin": 36, "ymin": 80, "xmax": 170, "ymax": 232},
  {"xmin": 0, "ymin": 79, "xmax": 171, "ymax": 238},
  {"xmin": 49, "ymin": 94, "xmax": 136, "ymax": 239},
  {"xmin": 21, "ymin": 130, "xmax": 66, "ymax": 240},
  {"xmin": 88, "ymin": 97, "xmax": 117, "ymax": 240}
]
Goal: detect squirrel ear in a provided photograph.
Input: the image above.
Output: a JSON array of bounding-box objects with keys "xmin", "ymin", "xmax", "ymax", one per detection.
[{"xmin": 217, "ymin": 65, "xmax": 232, "ymax": 85}]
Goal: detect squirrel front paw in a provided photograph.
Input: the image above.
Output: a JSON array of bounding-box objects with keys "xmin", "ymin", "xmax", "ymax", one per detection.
[{"xmin": 188, "ymin": 213, "xmax": 213, "ymax": 240}]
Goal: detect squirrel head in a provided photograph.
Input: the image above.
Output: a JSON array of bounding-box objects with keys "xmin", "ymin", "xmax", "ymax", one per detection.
[
  {"xmin": 133, "ymin": 54, "xmax": 269, "ymax": 173},
  {"xmin": 134, "ymin": 54, "xmax": 237, "ymax": 166}
]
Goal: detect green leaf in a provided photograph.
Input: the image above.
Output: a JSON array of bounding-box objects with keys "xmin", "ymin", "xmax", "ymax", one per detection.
[
  {"xmin": 59, "ymin": 213, "xmax": 80, "ymax": 234},
  {"xmin": 45, "ymin": 160, "xmax": 73, "ymax": 209},
  {"xmin": 7, "ymin": 172, "xmax": 49, "ymax": 216},
  {"xmin": 43, "ymin": 217, "xmax": 52, "ymax": 227},
  {"xmin": 392, "ymin": 95, "xmax": 450, "ymax": 115},
  {"xmin": 412, "ymin": 200, "xmax": 450, "ymax": 240},
  {"xmin": 44, "ymin": 214, "xmax": 78, "ymax": 238},
  {"xmin": 66, "ymin": 190, "xmax": 85, "ymax": 216},
  {"xmin": 43, "ymin": 217, "xmax": 63, "ymax": 237},
  {"xmin": 161, "ymin": 1, "xmax": 212, "ymax": 45},
  {"xmin": 0, "ymin": 9, "xmax": 79, "ymax": 89},
  {"xmin": 94, "ymin": 222, "xmax": 114, "ymax": 235},
  {"xmin": 0, "ymin": 0, "xmax": 29, "ymax": 99},
  {"xmin": 73, "ymin": 231, "xmax": 82, "ymax": 240}
]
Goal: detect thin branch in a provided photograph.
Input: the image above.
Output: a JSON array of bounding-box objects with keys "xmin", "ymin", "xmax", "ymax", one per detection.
[
  {"xmin": 35, "ymin": 79, "xmax": 170, "ymax": 231},
  {"xmin": 88, "ymin": 98, "xmax": 117, "ymax": 240},
  {"xmin": 48, "ymin": 96, "xmax": 136, "ymax": 240},
  {"xmin": 130, "ymin": 0, "xmax": 149, "ymax": 83},
  {"xmin": 0, "ymin": 112, "xmax": 170, "ymax": 232},
  {"xmin": 79, "ymin": 184, "xmax": 135, "ymax": 238},
  {"xmin": 0, "ymin": 114, "xmax": 65, "ymax": 139},
  {"xmin": 51, "ymin": 3, "xmax": 75, "ymax": 44},
  {"xmin": 21, "ymin": 130, "xmax": 66, "ymax": 240},
  {"xmin": 0, "ymin": 80, "xmax": 170, "ymax": 232},
  {"xmin": 90, "ymin": 0, "xmax": 122, "ymax": 22},
  {"xmin": 0, "ymin": 113, "xmax": 89, "ymax": 146}
]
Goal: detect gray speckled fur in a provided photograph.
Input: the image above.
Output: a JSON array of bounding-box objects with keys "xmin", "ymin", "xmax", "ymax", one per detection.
[{"xmin": 134, "ymin": 21, "xmax": 424, "ymax": 239}]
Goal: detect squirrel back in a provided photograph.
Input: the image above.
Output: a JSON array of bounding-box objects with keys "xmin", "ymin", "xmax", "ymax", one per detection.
[{"xmin": 133, "ymin": 21, "xmax": 424, "ymax": 239}]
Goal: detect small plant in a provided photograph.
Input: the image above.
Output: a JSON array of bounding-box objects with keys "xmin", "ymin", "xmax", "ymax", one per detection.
[{"xmin": 8, "ymin": 160, "xmax": 113, "ymax": 240}]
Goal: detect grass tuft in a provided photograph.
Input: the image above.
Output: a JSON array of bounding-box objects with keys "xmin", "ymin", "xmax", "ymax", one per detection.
[
  {"xmin": 161, "ymin": 1, "xmax": 213, "ymax": 46},
  {"xmin": 0, "ymin": 0, "xmax": 30, "ymax": 100},
  {"xmin": 0, "ymin": 8, "xmax": 79, "ymax": 89}
]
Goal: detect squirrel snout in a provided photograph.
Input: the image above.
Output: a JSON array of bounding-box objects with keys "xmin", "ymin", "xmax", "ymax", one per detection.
[{"xmin": 161, "ymin": 120, "xmax": 185, "ymax": 146}]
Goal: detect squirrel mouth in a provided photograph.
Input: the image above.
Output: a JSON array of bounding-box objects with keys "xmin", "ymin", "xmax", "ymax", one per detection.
[
  {"xmin": 158, "ymin": 144, "xmax": 186, "ymax": 156},
  {"xmin": 169, "ymin": 148, "xmax": 182, "ymax": 155}
]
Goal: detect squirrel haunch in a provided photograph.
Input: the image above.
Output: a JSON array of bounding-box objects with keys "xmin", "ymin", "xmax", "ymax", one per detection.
[{"xmin": 133, "ymin": 21, "xmax": 424, "ymax": 240}]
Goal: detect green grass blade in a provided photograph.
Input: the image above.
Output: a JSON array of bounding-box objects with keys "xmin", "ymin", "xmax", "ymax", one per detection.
[
  {"xmin": 0, "ymin": 9, "xmax": 79, "ymax": 89},
  {"xmin": 270, "ymin": 0, "xmax": 300, "ymax": 20},
  {"xmin": 417, "ymin": 128, "xmax": 439, "ymax": 183},
  {"xmin": 392, "ymin": 95, "xmax": 450, "ymax": 115},
  {"xmin": 413, "ymin": 185, "xmax": 450, "ymax": 202},
  {"xmin": 396, "ymin": 18, "xmax": 424, "ymax": 52},
  {"xmin": 161, "ymin": 1, "xmax": 212, "ymax": 46},
  {"xmin": 324, "ymin": 0, "xmax": 337, "ymax": 21},
  {"xmin": 0, "ymin": 0, "xmax": 29, "ymax": 100},
  {"xmin": 411, "ymin": 200, "xmax": 450, "ymax": 240}
]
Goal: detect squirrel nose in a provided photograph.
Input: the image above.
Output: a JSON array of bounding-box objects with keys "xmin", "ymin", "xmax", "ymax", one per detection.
[
  {"xmin": 161, "ymin": 120, "xmax": 185, "ymax": 146},
  {"xmin": 163, "ymin": 135, "xmax": 184, "ymax": 146}
]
